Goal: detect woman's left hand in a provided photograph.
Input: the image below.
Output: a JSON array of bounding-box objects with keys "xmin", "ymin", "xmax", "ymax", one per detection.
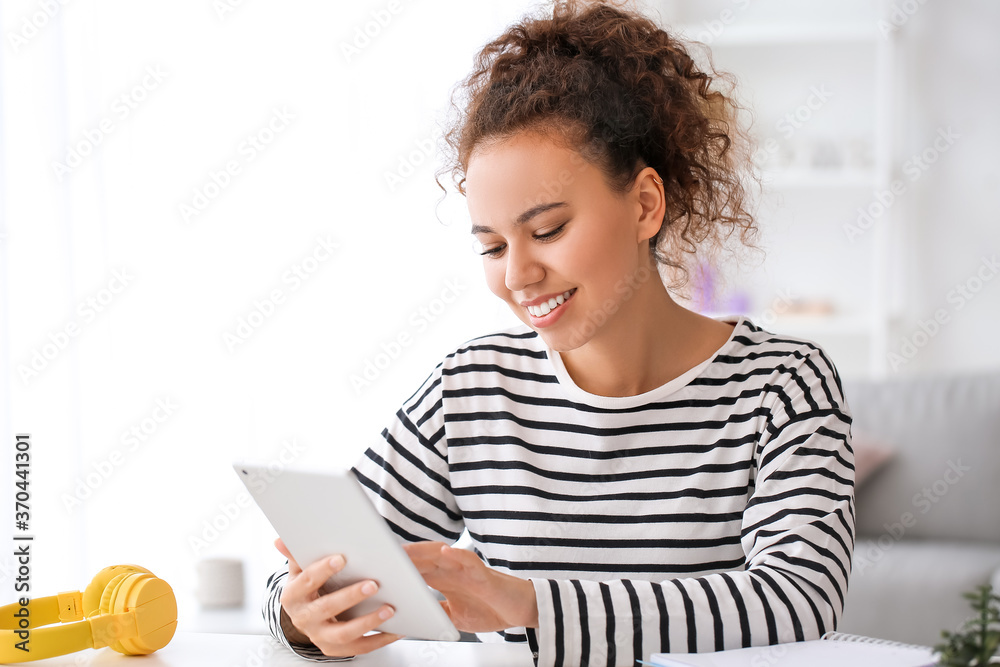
[{"xmin": 403, "ymin": 541, "xmax": 539, "ymax": 633}]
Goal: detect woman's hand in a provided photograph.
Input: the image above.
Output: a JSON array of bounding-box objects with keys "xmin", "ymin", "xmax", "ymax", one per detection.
[
  {"xmin": 403, "ymin": 541, "xmax": 539, "ymax": 633},
  {"xmin": 274, "ymin": 537, "xmax": 403, "ymax": 657}
]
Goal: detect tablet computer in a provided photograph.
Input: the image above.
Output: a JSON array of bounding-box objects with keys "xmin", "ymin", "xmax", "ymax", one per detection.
[{"xmin": 233, "ymin": 461, "xmax": 460, "ymax": 642}]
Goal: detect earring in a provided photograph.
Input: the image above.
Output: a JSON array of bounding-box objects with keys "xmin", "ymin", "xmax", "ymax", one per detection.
[{"xmin": 653, "ymin": 176, "xmax": 663, "ymax": 185}]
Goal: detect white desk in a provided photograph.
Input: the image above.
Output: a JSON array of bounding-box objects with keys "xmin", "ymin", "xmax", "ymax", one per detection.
[{"xmin": 13, "ymin": 631, "xmax": 536, "ymax": 666}]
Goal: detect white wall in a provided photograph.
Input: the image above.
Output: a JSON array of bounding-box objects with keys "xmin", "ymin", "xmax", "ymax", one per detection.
[{"xmin": 892, "ymin": 0, "xmax": 1000, "ymax": 375}]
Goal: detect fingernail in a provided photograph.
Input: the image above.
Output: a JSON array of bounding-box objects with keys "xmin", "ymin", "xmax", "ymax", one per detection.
[
  {"xmin": 379, "ymin": 606, "xmax": 394, "ymax": 620},
  {"xmin": 328, "ymin": 555, "xmax": 345, "ymax": 568},
  {"xmin": 362, "ymin": 580, "xmax": 378, "ymax": 595}
]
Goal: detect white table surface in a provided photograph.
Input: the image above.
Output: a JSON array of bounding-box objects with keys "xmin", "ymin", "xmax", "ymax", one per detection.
[{"xmin": 14, "ymin": 631, "xmax": 536, "ymax": 666}]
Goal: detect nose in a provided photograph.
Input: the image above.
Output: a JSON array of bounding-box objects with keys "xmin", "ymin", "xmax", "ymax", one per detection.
[{"xmin": 504, "ymin": 240, "xmax": 544, "ymax": 293}]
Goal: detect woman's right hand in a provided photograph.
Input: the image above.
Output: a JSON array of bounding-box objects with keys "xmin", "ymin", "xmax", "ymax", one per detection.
[{"xmin": 274, "ymin": 537, "xmax": 404, "ymax": 657}]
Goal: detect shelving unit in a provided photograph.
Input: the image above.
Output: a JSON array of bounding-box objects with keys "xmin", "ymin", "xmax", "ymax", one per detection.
[{"xmin": 662, "ymin": 1, "xmax": 901, "ymax": 379}]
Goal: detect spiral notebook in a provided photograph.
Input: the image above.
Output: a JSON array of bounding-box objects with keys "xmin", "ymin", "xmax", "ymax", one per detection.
[{"xmin": 643, "ymin": 632, "xmax": 938, "ymax": 667}]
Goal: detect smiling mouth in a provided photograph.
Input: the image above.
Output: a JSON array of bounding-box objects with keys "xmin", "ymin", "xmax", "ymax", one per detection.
[{"xmin": 525, "ymin": 289, "xmax": 576, "ymax": 317}]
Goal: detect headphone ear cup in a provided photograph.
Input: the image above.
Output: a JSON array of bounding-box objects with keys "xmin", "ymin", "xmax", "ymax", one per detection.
[
  {"xmin": 83, "ymin": 565, "xmax": 153, "ymax": 617},
  {"xmin": 107, "ymin": 573, "xmax": 177, "ymax": 655},
  {"xmin": 106, "ymin": 573, "xmax": 149, "ymax": 654},
  {"xmin": 98, "ymin": 573, "xmax": 131, "ymax": 617}
]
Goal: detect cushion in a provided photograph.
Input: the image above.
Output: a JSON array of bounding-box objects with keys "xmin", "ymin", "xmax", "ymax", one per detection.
[
  {"xmin": 852, "ymin": 430, "xmax": 896, "ymax": 488},
  {"xmin": 842, "ymin": 371, "xmax": 1000, "ymax": 542}
]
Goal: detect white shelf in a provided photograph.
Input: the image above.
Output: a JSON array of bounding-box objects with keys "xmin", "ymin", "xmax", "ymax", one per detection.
[{"xmin": 675, "ymin": 23, "xmax": 881, "ymax": 47}]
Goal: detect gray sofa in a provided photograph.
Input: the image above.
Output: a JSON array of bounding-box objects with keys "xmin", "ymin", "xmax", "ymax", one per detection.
[{"xmin": 837, "ymin": 369, "xmax": 1000, "ymax": 647}]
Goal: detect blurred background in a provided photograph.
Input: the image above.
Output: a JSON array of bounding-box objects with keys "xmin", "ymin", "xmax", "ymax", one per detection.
[{"xmin": 0, "ymin": 0, "xmax": 997, "ymax": 641}]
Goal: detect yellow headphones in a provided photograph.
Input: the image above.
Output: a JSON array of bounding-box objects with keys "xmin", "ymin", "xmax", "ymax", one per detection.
[{"xmin": 0, "ymin": 564, "xmax": 176, "ymax": 663}]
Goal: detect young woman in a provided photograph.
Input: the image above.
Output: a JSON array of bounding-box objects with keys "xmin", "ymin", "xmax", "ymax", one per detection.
[{"xmin": 262, "ymin": 2, "xmax": 856, "ymax": 666}]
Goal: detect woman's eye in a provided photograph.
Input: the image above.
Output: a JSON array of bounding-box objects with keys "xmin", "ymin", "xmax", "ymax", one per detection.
[
  {"xmin": 479, "ymin": 243, "xmax": 505, "ymax": 257},
  {"xmin": 535, "ymin": 223, "xmax": 567, "ymax": 240},
  {"xmin": 473, "ymin": 223, "xmax": 565, "ymax": 258},
  {"xmin": 472, "ymin": 238, "xmax": 504, "ymax": 257}
]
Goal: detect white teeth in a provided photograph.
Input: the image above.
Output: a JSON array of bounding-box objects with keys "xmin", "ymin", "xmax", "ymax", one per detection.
[{"xmin": 526, "ymin": 289, "xmax": 574, "ymax": 317}]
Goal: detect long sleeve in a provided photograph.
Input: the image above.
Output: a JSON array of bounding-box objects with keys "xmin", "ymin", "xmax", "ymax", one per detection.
[
  {"xmin": 261, "ymin": 561, "xmax": 353, "ymax": 662},
  {"xmin": 261, "ymin": 360, "xmax": 465, "ymax": 661},
  {"xmin": 350, "ymin": 360, "xmax": 466, "ymax": 545},
  {"xmin": 524, "ymin": 344, "xmax": 856, "ymax": 667}
]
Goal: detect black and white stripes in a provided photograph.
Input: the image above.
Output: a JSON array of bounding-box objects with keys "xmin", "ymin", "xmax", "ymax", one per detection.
[
  {"xmin": 261, "ymin": 316, "xmax": 856, "ymax": 666},
  {"xmin": 262, "ymin": 568, "xmax": 353, "ymax": 662}
]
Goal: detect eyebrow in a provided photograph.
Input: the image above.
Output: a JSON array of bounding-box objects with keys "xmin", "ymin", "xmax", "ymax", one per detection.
[{"xmin": 470, "ymin": 201, "xmax": 568, "ymax": 235}]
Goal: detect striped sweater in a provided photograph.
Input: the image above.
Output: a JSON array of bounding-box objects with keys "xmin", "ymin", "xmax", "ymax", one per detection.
[{"xmin": 262, "ymin": 315, "xmax": 856, "ymax": 666}]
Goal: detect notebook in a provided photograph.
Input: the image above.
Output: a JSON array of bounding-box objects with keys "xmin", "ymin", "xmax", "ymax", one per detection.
[{"xmin": 643, "ymin": 632, "xmax": 939, "ymax": 667}]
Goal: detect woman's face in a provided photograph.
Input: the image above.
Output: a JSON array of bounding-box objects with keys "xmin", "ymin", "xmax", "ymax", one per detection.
[{"xmin": 465, "ymin": 131, "xmax": 660, "ymax": 352}]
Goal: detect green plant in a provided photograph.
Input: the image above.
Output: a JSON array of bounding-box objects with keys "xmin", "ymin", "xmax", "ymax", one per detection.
[{"xmin": 933, "ymin": 584, "xmax": 1000, "ymax": 666}]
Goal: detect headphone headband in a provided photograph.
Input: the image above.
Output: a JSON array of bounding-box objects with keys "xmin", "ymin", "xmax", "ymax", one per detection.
[{"xmin": 0, "ymin": 565, "xmax": 176, "ymax": 663}]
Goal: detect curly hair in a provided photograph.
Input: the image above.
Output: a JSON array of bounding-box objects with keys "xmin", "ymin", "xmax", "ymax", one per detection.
[{"xmin": 434, "ymin": 0, "xmax": 763, "ymax": 298}]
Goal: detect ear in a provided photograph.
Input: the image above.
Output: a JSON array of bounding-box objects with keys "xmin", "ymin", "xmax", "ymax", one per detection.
[{"xmin": 634, "ymin": 168, "xmax": 666, "ymax": 245}]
